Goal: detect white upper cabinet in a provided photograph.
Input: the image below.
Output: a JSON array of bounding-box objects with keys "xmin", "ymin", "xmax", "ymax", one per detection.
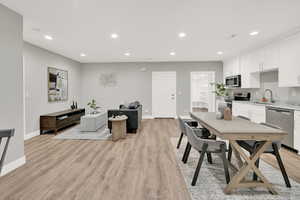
[
  {"xmin": 240, "ymin": 53, "xmax": 260, "ymax": 88},
  {"xmin": 262, "ymin": 43, "xmax": 280, "ymax": 71},
  {"xmin": 279, "ymin": 34, "xmax": 300, "ymax": 87},
  {"xmin": 223, "ymin": 57, "xmax": 240, "ymax": 81}
]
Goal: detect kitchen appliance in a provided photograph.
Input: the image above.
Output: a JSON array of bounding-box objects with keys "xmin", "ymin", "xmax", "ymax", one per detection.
[
  {"xmin": 266, "ymin": 106, "xmax": 294, "ymax": 149},
  {"xmin": 225, "ymin": 92, "xmax": 251, "ymax": 109},
  {"xmin": 233, "ymin": 92, "xmax": 251, "ymax": 101},
  {"xmin": 225, "ymin": 75, "xmax": 241, "ymax": 88}
]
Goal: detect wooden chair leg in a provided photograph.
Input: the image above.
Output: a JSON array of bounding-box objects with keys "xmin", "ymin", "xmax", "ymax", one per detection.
[
  {"xmin": 192, "ymin": 144, "xmax": 208, "ymax": 186},
  {"xmin": 182, "ymin": 142, "xmax": 191, "ymax": 163},
  {"xmin": 207, "ymin": 153, "xmax": 213, "ymax": 164},
  {"xmin": 220, "ymin": 143, "xmax": 230, "ymax": 184},
  {"xmin": 228, "ymin": 144, "xmax": 232, "ymax": 162},
  {"xmin": 177, "ymin": 132, "xmax": 184, "ymax": 149},
  {"xmin": 272, "ymin": 143, "xmax": 291, "ymax": 188}
]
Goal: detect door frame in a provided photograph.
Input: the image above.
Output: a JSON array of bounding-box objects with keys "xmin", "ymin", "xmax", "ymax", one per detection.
[
  {"xmin": 190, "ymin": 71, "xmax": 216, "ymax": 112},
  {"xmin": 152, "ymin": 71, "xmax": 177, "ymax": 118}
]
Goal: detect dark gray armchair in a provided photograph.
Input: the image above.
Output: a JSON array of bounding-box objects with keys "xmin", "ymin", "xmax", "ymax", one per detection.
[{"xmin": 108, "ymin": 101, "xmax": 142, "ymax": 133}]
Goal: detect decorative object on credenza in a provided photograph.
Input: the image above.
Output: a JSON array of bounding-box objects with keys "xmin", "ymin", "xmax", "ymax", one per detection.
[
  {"xmin": 87, "ymin": 99, "xmax": 100, "ymax": 114},
  {"xmin": 48, "ymin": 67, "xmax": 68, "ymax": 102},
  {"xmin": 75, "ymin": 101, "xmax": 78, "ymax": 109},
  {"xmin": 99, "ymin": 72, "xmax": 117, "ymax": 87}
]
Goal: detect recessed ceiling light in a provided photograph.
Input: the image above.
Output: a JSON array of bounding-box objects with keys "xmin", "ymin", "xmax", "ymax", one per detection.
[
  {"xmin": 80, "ymin": 53, "xmax": 86, "ymax": 57},
  {"xmin": 217, "ymin": 51, "xmax": 223, "ymax": 55},
  {"xmin": 44, "ymin": 35, "xmax": 53, "ymax": 40},
  {"xmin": 124, "ymin": 52, "xmax": 131, "ymax": 56},
  {"xmin": 170, "ymin": 52, "xmax": 176, "ymax": 56},
  {"xmin": 249, "ymin": 31, "xmax": 259, "ymax": 36},
  {"xmin": 111, "ymin": 33, "xmax": 119, "ymax": 39},
  {"xmin": 178, "ymin": 32, "xmax": 186, "ymax": 38}
]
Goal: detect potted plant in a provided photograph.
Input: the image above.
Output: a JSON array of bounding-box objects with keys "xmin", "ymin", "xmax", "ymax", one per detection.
[
  {"xmin": 211, "ymin": 83, "xmax": 229, "ymax": 118},
  {"xmin": 87, "ymin": 99, "xmax": 100, "ymax": 114},
  {"xmin": 211, "ymin": 82, "xmax": 229, "ymax": 98}
]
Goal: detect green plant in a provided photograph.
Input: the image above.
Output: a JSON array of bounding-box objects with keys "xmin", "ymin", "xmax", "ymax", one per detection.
[
  {"xmin": 87, "ymin": 99, "xmax": 99, "ymax": 111},
  {"xmin": 211, "ymin": 82, "xmax": 228, "ymax": 97}
]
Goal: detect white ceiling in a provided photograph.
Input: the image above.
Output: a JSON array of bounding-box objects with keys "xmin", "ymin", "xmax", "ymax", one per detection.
[{"xmin": 1, "ymin": 0, "xmax": 300, "ymax": 63}]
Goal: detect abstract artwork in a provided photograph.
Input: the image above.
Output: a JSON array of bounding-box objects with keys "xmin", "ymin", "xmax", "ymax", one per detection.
[
  {"xmin": 99, "ymin": 72, "xmax": 117, "ymax": 87},
  {"xmin": 48, "ymin": 67, "xmax": 68, "ymax": 102}
]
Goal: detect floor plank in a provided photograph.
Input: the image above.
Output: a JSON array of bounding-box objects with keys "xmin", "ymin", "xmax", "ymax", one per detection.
[
  {"xmin": 0, "ymin": 119, "xmax": 190, "ymax": 200},
  {"xmin": 0, "ymin": 119, "xmax": 300, "ymax": 200}
]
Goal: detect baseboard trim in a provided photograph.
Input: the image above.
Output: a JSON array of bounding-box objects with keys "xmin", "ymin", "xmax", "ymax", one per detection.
[
  {"xmin": 142, "ymin": 115, "xmax": 154, "ymax": 119},
  {"xmin": 24, "ymin": 130, "xmax": 40, "ymax": 140},
  {"xmin": 1, "ymin": 156, "xmax": 26, "ymax": 176}
]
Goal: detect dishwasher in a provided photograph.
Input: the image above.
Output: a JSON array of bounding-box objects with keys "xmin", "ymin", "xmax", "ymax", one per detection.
[{"xmin": 266, "ymin": 106, "xmax": 294, "ymax": 149}]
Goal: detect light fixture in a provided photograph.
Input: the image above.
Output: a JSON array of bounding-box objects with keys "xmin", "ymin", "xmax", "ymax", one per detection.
[
  {"xmin": 178, "ymin": 32, "xmax": 186, "ymax": 38},
  {"xmin": 170, "ymin": 52, "xmax": 176, "ymax": 56},
  {"xmin": 124, "ymin": 52, "xmax": 131, "ymax": 56},
  {"xmin": 80, "ymin": 53, "xmax": 86, "ymax": 57},
  {"xmin": 111, "ymin": 33, "xmax": 119, "ymax": 39},
  {"xmin": 217, "ymin": 51, "xmax": 223, "ymax": 55},
  {"xmin": 44, "ymin": 35, "xmax": 53, "ymax": 40},
  {"xmin": 249, "ymin": 31, "xmax": 259, "ymax": 36}
]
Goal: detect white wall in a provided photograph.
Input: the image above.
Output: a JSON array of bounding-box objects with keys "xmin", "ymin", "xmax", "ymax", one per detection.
[
  {"xmin": 80, "ymin": 62, "xmax": 223, "ymax": 116},
  {"xmin": 0, "ymin": 4, "xmax": 24, "ymax": 165},
  {"xmin": 23, "ymin": 42, "xmax": 82, "ymax": 136}
]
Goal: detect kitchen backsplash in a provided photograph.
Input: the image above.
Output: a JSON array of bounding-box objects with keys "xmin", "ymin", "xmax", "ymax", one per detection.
[{"xmin": 229, "ymin": 70, "xmax": 300, "ymax": 104}]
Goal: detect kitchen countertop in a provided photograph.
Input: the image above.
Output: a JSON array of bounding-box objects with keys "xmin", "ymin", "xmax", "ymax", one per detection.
[{"xmin": 233, "ymin": 100, "xmax": 300, "ymax": 111}]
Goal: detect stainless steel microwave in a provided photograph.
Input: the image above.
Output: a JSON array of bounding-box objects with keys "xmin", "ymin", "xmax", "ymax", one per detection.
[{"xmin": 225, "ymin": 75, "xmax": 241, "ymax": 88}]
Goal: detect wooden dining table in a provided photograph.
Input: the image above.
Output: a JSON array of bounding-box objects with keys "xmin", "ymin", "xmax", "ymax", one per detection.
[{"xmin": 190, "ymin": 112, "xmax": 287, "ymax": 195}]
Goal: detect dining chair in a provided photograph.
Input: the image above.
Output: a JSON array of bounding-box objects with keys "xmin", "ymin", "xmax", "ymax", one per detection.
[
  {"xmin": 178, "ymin": 116, "xmax": 213, "ymax": 164},
  {"xmin": 237, "ymin": 122, "xmax": 291, "ymax": 188},
  {"xmin": 184, "ymin": 123, "xmax": 230, "ymax": 186},
  {"xmin": 177, "ymin": 116, "xmax": 199, "ymax": 149},
  {"xmin": 0, "ymin": 129, "xmax": 15, "ymax": 175}
]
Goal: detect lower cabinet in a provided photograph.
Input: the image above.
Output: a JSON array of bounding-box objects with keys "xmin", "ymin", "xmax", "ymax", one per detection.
[
  {"xmin": 232, "ymin": 102, "xmax": 265, "ymax": 123},
  {"xmin": 294, "ymin": 111, "xmax": 300, "ymax": 153}
]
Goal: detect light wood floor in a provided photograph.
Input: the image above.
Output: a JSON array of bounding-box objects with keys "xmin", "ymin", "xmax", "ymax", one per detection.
[
  {"xmin": 0, "ymin": 119, "xmax": 191, "ymax": 200},
  {"xmin": 0, "ymin": 119, "xmax": 300, "ymax": 200}
]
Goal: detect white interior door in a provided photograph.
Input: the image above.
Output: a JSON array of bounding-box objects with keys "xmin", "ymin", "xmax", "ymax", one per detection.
[{"xmin": 152, "ymin": 71, "xmax": 176, "ymax": 118}]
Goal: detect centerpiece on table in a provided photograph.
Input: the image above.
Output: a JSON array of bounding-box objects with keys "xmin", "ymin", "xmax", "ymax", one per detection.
[
  {"xmin": 87, "ymin": 99, "xmax": 101, "ymax": 114},
  {"xmin": 211, "ymin": 82, "xmax": 231, "ymax": 120}
]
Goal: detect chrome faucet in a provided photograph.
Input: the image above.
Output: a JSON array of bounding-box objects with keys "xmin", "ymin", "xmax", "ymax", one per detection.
[{"xmin": 264, "ymin": 89, "xmax": 275, "ymax": 103}]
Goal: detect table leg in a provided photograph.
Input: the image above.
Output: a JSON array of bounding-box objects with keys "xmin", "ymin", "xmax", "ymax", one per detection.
[
  {"xmin": 224, "ymin": 140, "xmax": 278, "ymax": 195},
  {"xmin": 230, "ymin": 140, "xmax": 243, "ymax": 169}
]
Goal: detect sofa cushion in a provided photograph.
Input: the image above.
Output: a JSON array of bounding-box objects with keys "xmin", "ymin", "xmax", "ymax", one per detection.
[{"xmin": 128, "ymin": 101, "xmax": 140, "ymax": 109}]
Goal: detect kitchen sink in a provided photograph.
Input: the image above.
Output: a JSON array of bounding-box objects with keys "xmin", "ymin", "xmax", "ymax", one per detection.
[{"xmin": 252, "ymin": 101, "xmax": 273, "ymax": 105}]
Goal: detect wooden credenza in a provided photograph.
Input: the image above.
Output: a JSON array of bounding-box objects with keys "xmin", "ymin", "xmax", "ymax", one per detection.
[{"xmin": 40, "ymin": 109, "xmax": 85, "ymax": 134}]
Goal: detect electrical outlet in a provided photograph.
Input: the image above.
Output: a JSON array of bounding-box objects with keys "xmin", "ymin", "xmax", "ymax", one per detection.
[{"xmin": 145, "ymin": 109, "xmax": 149, "ymax": 113}]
